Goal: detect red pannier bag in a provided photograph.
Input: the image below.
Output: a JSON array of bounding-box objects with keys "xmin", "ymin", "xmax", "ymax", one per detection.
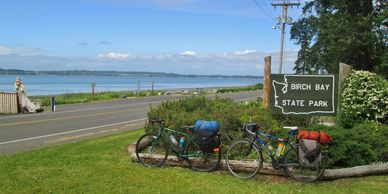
[{"xmin": 297, "ymin": 130, "xmax": 333, "ymax": 145}]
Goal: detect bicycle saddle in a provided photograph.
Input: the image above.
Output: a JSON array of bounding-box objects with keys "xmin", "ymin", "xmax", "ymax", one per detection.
[
  {"xmin": 283, "ymin": 126, "xmax": 298, "ymax": 131},
  {"xmin": 181, "ymin": 125, "xmax": 194, "ymax": 130}
]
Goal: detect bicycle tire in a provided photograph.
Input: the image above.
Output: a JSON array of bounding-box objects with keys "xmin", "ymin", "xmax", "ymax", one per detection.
[
  {"xmin": 226, "ymin": 140, "xmax": 262, "ymax": 179},
  {"xmin": 185, "ymin": 140, "xmax": 221, "ymax": 172},
  {"xmin": 284, "ymin": 145, "xmax": 325, "ymax": 182},
  {"xmin": 135, "ymin": 133, "xmax": 169, "ymax": 167}
]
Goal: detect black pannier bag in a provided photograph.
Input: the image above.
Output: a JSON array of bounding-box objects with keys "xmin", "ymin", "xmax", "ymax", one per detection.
[
  {"xmin": 299, "ymin": 139, "xmax": 322, "ymax": 168},
  {"xmin": 195, "ymin": 134, "xmax": 221, "ymax": 153},
  {"xmin": 194, "ymin": 120, "xmax": 221, "ymax": 153}
]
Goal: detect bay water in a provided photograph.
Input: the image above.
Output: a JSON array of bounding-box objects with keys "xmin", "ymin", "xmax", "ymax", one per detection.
[{"xmin": 0, "ymin": 75, "xmax": 261, "ymax": 96}]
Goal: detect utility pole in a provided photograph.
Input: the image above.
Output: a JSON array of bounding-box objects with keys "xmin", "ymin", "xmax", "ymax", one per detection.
[
  {"xmin": 137, "ymin": 80, "xmax": 141, "ymax": 97},
  {"xmin": 151, "ymin": 81, "xmax": 155, "ymax": 93},
  {"xmin": 272, "ymin": 0, "xmax": 300, "ymax": 74},
  {"xmin": 91, "ymin": 82, "xmax": 96, "ymax": 101}
]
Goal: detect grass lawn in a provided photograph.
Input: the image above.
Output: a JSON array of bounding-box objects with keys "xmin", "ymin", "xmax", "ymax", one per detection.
[
  {"xmin": 0, "ymin": 129, "xmax": 386, "ymax": 194},
  {"xmin": 29, "ymin": 84, "xmax": 262, "ymax": 106},
  {"xmin": 30, "ymin": 90, "xmax": 164, "ymax": 106}
]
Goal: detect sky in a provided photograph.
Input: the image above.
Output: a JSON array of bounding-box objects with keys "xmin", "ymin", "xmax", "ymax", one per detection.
[{"xmin": 0, "ymin": 0, "xmax": 308, "ymax": 76}]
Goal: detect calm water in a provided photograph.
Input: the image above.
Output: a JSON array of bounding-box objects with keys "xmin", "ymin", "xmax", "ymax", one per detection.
[{"xmin": 0, "ymin": 75, "xmax": 261, "ymax": 96}]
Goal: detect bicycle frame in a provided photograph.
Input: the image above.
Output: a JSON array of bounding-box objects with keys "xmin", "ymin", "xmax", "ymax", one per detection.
[
  {"xmin": 249, "ymin": 129, "xmax": 297, "ymax": 166},
  {"xmin": 153, "ymin": 125, "xmax": 202, "ymax": 158}
]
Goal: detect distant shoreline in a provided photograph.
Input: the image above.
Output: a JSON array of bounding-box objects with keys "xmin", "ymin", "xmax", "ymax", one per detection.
[
  {"xmin": 0, "ymin": 71, "xmax": 261, "ymax": 96},
  {"xmin": 0, "ymin": 68, "xmax": 262, "ymax": 79},
  {"xmin": 29, "ymin": 84, "xmax": 262, "ymax": 106},
  {"xmin": 30, "ymin": 84, "xmax": 257, "ymax": 98}
]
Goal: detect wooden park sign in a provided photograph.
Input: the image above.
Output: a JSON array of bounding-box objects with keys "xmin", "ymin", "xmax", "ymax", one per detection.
[{"xmin": 270, "ymin": 74, "xmax": 338, "ymax": 115}]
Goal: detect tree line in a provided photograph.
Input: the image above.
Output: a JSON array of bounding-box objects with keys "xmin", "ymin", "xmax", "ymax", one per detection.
[
  {"xmin": 291, "ymin": 0, "xmax": 387, "ymax": 78},
  {"xmin": 0, "ymin": 68, "xmax": 261, "ymax": 79}
]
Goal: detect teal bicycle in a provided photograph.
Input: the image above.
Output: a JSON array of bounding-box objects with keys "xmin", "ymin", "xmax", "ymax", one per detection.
[{"xmin": 135, "ymin": 119, "xmax": 221, "ymax": 172}]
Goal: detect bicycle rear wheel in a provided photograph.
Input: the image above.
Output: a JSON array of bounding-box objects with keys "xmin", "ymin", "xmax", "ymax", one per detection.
[
  {"xmin": 135, "ymin": 133, "xmax": 168, "ymax": 167},
  {"xmin": 284, "ymin": 146, "xmax": 325, "ymax": 182},
  {"xmin": 185, "ymin": 140, "xmax": 221, "ymax": 172},
  {"xmin": 226, "ymin": 140, "xmax": 262, "ymax": 179}
]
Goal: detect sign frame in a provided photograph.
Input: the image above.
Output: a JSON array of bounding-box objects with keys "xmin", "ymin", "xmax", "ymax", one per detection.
[{"xmin": 269, "ymin": 74, "xmax": 338, "ymax": 116}]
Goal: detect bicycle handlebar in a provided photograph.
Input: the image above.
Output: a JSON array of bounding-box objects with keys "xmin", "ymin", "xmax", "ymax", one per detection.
[
  {"xmin": 243, "ymin": 122, "xmax": 260, "ymax": 136},
  {"xmin": 150, "ymin": 119, "xmax": 165, "ymax": 125}
]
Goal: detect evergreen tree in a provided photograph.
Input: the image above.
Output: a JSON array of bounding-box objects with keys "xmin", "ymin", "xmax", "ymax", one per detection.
[{"xmin": 290, "ymin": 0, "xmax": 387, "ymax": 77}]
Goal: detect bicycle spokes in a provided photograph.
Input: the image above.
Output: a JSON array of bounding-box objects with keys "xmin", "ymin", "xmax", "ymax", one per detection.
[
  {"xmin": 284, "ymin": 148, "xmax": 325, "ymax": 182},
  {"xmin": 226, "ymin": 140, "xmax": 262, "ymax": 179},
  {"xmin": 136, "ymin": 133, "xmax": 168, "ymax": 167}
]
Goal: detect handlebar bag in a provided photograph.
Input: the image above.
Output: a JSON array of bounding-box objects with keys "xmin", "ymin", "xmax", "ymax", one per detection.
[
  {"xmin": 297, "ymin": 130, "xmax": 332, "ymax": 145},
  {"xmin": 194, "ymin": 120, "xmax": 220, "ymax": 136}
]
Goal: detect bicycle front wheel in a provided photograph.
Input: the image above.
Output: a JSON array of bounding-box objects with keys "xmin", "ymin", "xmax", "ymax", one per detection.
[
  {"xmin": 185, "ymin": 140, "xmax": 221, "ymax": 172},
  {"xmin": 226, "ymin": 140, "xmax": 262, "ymax": 179},
  {"xmin": 135, "ymin": 133, "xmax": 168, "ymax": 167},
  {"xmin": 284, "ymin": 146, "xmax": 325, "ymax": 182}
]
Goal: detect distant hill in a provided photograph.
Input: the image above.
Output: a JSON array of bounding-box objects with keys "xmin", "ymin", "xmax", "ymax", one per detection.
[{"xmin": 0, "ymin": 68, "xmax": 261, "ymax": 79}]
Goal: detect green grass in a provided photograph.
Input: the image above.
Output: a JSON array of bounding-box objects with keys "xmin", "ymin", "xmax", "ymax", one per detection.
[
  {"xmin": 0, "ymin": 129, "xmax": 386, "ymax": 194},
  {"xmin": 30, "ymin": 90, "xmax": 165, "ymax": 106},
  {"xmin": 217, "ymin": 84, "xmax": 263, "ymax": 94},
  {"xmin": 29, "ymin": 84, "xmax": 263, "ymax": 106}
]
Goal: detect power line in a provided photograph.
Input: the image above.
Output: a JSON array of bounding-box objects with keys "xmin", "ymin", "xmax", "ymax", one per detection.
[
  {"xmin": 261, "ymin": 0, "xmax": 277, "ymax": 17},
  {"xmin": 264, "ymin": 0, "xmax": 275, "ymax": 11},
  {"xmin": 255, "ymin": 0, "xmax": 276, "ymax": 19},
  {"xmin": 254, "ymin": 0, "xmax": 276, "ymax": 20}
]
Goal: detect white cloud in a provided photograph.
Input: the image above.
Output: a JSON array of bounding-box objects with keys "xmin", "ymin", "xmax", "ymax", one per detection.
[
  {"xmin": 97, "ymin": 52, "xmax": 135, "ymax": 60},
  {"xmin": 0, "ymin": 45, "xmax": 41, "ymax": 56},
  {"xmin": 233, "ymin": 49, "xmax": 257, "ymax": 55},
  {"xmin": 180, "ymin": 50, "xmax": 196, "ymax": 56},
  {"xmin": 0, "ymin": 47, "xmax": 298, "ymax": 75},
  {"xmin": 150, "ymin": 54, "xmax": 173, "ymax": 60},
  {"xmin": 0, "ymin": 46, "xmax": 12, "ymax": 55}
]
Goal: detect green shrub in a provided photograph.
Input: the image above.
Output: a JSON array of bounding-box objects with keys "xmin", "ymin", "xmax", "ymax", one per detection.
[
  {"xmin": 146, "ymin": 97, "xmax": 279, "ymax": 147},
  {"xmin": 340, "ymin": 70, "xmax": 388, "ymax": 126},
  {"xmin": 147, "ymin": 96, "xmax": 387, "ymax": 168},
  {"xmin": 307, "ymin": 122, "xmax": 387, "ymax": 168},
  {"xmin": 147, "ymin": 97, "xmax": 240, "ymax": 145},
  {"xmin": 217, "ymin": 84, "xmax": 263, "ymax": 94}
]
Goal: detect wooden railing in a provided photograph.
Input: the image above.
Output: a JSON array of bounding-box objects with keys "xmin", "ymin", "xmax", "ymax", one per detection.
[{"xmin": 0, "ymin": 92, "xmax": 20, "ymax": 114}]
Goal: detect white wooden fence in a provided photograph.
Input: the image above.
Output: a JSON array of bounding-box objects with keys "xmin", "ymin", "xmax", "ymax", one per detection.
[{"xmin": 0, "ymin": 92, "xmax": 20, "ymax": 114}]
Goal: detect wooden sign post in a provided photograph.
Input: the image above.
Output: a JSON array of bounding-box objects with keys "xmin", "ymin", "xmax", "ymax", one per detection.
[{"xmin": 263, "ymin": 56, "xmax": 271, "ymax": 109}]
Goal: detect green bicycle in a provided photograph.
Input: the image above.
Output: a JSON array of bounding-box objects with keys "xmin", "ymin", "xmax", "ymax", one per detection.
[{"xmin": 135, "ymin": 119, "xmax": 221, "ymax": 172}]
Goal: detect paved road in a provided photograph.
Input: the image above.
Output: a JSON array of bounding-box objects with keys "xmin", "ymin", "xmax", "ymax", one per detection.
[{"xmin": 0, "ymin": 91, "xmax": 261, "ymax": 155}]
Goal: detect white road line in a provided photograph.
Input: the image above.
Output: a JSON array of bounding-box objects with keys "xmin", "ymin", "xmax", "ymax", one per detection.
[
  {"xmin": 0, "ymin": 100, "xmax": 161, "ymax": 120},
  {"xmin": 0, "ymin": 118, "xmax": 147, "ymax": 145},
  {"xmin": 53, "ymin": 100, "xmax": 162, "ymax": 114}
]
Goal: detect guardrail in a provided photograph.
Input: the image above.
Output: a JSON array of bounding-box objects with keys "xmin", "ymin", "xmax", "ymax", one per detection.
[{"xmin": 0, "ymin": 92, "xmax": 20, "ymax": 114}]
